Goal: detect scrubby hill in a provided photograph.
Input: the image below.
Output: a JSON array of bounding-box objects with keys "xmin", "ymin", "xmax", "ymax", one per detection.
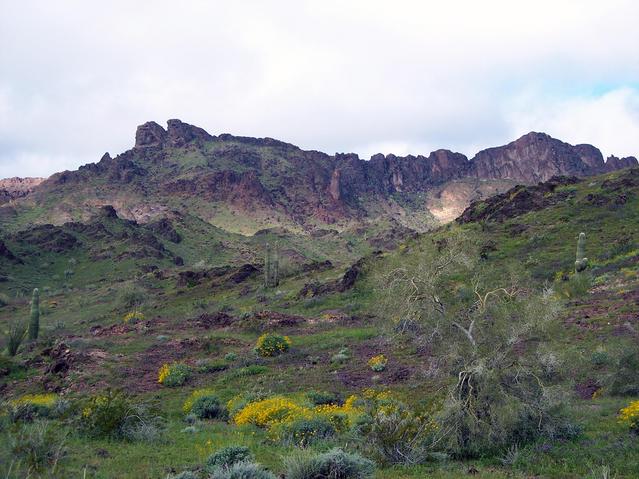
[{"xmin": 1, "ymin": 166, "xmax": 638, "ymax": 478}]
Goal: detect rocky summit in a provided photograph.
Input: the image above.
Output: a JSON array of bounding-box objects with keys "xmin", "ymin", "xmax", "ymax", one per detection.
[{"xmin": 0, "ymin": 120, "xmax": 635, "ymax": 235}]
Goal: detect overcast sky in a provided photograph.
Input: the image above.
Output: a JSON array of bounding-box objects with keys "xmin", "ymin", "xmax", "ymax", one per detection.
[{"xmin": 1, "ymin": 0, "xmax": 638, "ymax": 178}]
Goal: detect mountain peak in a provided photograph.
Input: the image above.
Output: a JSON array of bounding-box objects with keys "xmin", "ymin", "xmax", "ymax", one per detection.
[{"xmin": 134, "ymin": 121, "xmax": 167, "ymax": 148}]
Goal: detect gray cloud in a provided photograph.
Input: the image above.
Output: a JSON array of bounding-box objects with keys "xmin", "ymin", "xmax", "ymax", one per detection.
[{"xmin": 1, "ymin": 0, "xmax": 638, "ymax": 178}]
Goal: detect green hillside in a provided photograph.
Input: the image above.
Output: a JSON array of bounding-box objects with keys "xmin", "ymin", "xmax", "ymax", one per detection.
[{"xmin": 1, "ymin": 168, "xmax": 638, "ymax": 478}]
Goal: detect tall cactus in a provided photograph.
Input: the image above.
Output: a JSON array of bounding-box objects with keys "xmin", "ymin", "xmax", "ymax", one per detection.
[
  {"xmin": 28, "ymin": 288, "xmax": 40, "ymax": 340},
  {"xmin": 264, "ymin": 243, "xmax": 272, "ymax": 288},
  {"xmin": 264, "ymin": 242, "xmax": 280, "ymax": 288},
  {"xmin": 272, "ymin": 241, "xmax": 280, "ymax": 287},
  {"xmin": 575, "ymin": 232, "xmax": 588, "ymax": 273}
]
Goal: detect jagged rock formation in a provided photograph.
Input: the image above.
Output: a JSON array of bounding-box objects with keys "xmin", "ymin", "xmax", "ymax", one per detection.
[
  {"xmin": 1, "ymin": 120, "xmax": 636, "ymax": 232},
  {"xmin": 605, "ymin": 155, "xmax": 639, "ymax": 171}
]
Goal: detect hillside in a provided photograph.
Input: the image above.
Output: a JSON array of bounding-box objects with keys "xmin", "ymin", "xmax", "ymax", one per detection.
[{"xmin": 1, "ymin": 166, "xmax": 638, "ymax": 478}]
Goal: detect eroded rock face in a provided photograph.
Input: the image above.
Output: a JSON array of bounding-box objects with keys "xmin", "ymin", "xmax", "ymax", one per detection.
[
  {"xmin": 605, "ymin": 155, "xmax": 639, "ymax": 171},
  {"xmin": 166, "ymin": 119, "xmax": 213, "ymax": 147},
  {"xmin": 469, "ymin": 132, "xmax": 605, "ymax": 183},
  {"xmin": 135, "ymin": 121, "xmax": 167, "ymax": 148},
  {"xmin": 0, "ymin": 177, "xmax": 44, "ymax": 204}
]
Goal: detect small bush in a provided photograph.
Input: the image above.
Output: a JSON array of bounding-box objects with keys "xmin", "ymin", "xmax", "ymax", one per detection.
[
  {"xmin": 367, "ymin": 355, "xmax": 388, "ymax": 372},
  {"xmin": 79, "ymin": 390, "xmax": 164, "ymax": 441},
  {"xmin": 226, "ymin": 391, "xmax": 271, "ymax": 417},
  {"xmin": 307, "ymin": 390, "xmax": 340, "ymax": 406},
  {"xmin": 254, "ymin": 333, "xmax": 291, "ymax": 357},
  {"xmin": 192, "ymin": 395, "xmax": 227, "ymax": 420},
  {"xmin": 123, "ymin": 311, "xmax": 145, "ymax": 324},
  {"xmin": 206, "ymin": 446, "xmax": 253, "ymax": 470},
  {"xmin": 608, "ymin": 348, "xmax": 639, "ymax": 396},
  {"xmin": 196, "ymin": 359, "xmax": 228, "ymax": 373},
  {"xmin": 9, "ymin": 420, "xmax": 68, "ymax": 472},
  {"xmin": 158, "ymin": 362, "xmax": 192, "ymax": 387},
  {"xmin": 0, "ymin": 292, "xmax": 10, "ymax": 307},
  {"xmin": 209, "ymin": 461, "xmax": 276, "ymax": 479},
  {"xmin": 225, "ymin": 352, "xmax": 238, "ymax": 361},
  {"xmin": 233, "ymin": 396, "xmax": 304, "ymax": 427},
  {"xmin": 618, "ymin": 400, "xmax": 639, "ymax": 433},
  {"xmin": 331, "ymin": 348, "xmax": 350, "ymax": 365},
  {"xmin": 273, "ymin": 416, "xmax": 337, "ymax": 446},
  {"xmin": 353, "ymin": 394, "xmax": 436, "ymax": 465},
  {"xmin": 284, "ymin": 448, "xmax": 375, "ymax": 479},
  {"xmin": 6, "ymin": 393, "xmax": 63, "ymax": 422},
  {"xmin": 4, "ymin": 320, "xmax": 27, "ymax": 356}
]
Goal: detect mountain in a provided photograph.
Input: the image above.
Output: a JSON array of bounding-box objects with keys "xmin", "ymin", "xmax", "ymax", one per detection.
[{"xmin": 1, "ymin": 120, "xmax": 635, "ymax": 237}]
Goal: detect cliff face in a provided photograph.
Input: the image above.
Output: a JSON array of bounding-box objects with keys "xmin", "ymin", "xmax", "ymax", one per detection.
[
  {"xmin": 0, "ymin": 177, "xmax": 45, "ymax": 204},
  {"xmin": 2, "ymin": 120, "xmax": 637, "ymax": 231},
  {"xmin": 469, "ymin": 132, "xmax": 608, "ymax": 183}
]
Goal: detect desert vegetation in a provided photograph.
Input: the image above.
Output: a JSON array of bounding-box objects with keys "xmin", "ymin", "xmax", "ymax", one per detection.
[{"xmin": 1, "ymin": 168, "xmax": 639, "ymax": 478}]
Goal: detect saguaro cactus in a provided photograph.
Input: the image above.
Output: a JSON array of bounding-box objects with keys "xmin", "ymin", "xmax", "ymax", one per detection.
[
  {"xmin": 575, "ymin": 232, "xmax": 588, "ymax": 273},
  {"xmin": 264, "ymin": 242, "xmax": 280, "ymax": 288},
  {"xmin": 28, "ymin": 288, "xmax": 40, "ymax": 340}
]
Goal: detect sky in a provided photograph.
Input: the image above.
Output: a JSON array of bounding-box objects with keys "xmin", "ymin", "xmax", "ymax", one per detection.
[{"xmin": 1, "ymin": 0, "xmax": 638, "ymax": 178}]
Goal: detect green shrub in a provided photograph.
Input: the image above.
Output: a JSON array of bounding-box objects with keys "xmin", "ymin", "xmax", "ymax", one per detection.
[
  {"xmin": 284, "ymin": 448, "xmax": 375, "ymax": 479},
  {"xmin": 331, "ymin": 348, "xmax": 350, "ymax": 365},
  {"xmin": 0, "ymin": 292, "xmax": 10, "ymax": 307},
  {"xmin": 206, "ymin": 446, "xmax": 253, "ymax": 471},
  {"xmin": 158, "ymin": 362, "xmax": 192, "ymax": 387},
  {"xmin": 227, "ymin": 390, "xmax": 271, "ymax": 417},
  {"xmin": 209, "ymin": 461, "xmax": 276, "ymax": 479},
  {"xmin": 225, "ymin": 352, "xmax": 238, "ymax": 361},
  {"xmin": 6, "ymin": 393, "xmax": 69, "ymax": 423},
  {"xmin": 196, "ymin": 359, "xmax": 229, "ymax": 373},
  {"xmin": 254, "ymin": 333, "xmax": 291, "ymax": 357},
  {"xmin": 608, "ymin": 347, "xmax": 639, "ymax": 396},
  {"xmin": 79, "ymin": 390, "xmax": 164, "ymax": 441},
  {"xmin": 353, "ymin": 395, "xmax": 434, "ymax": 465},
  {"xmin": 307, "ymin": 390, "xmax": 340, "ymax": 406},
  {"xmin": 191, "ymin": 394, "xmax": 227, "ymax": 420},
  {"xmin": 9, "ymin": 420, "xmax": 68, "ymax": 472},
  {"xmin": 274, "ymin": 416, "xmax": 337, "ymax": 446},
  {"xmin": 5, "ymin": 320, "xmax": 27, "ymax": 356}
]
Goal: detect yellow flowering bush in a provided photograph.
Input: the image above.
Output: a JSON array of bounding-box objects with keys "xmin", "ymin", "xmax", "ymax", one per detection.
[
  {"xmin": 619, "ymin": 400, "xmax": 639, "ymax": 432},
  {"xmin": 10, "ymin": 393, "xmax": 58, "ymax": 409},
  {"xmin": 123, "ymin": 311, "xmax": 145, "ymax": 324},
  {"xmin": 6, "ymin": 393, "xmax": 61, "ymax": 421},
  {"xmin": 231, "ymin": 393, "xmax": 366, "ymax": 446},
  {"xmin": 254, "ymin": 333, "xmax": 291, "ymax": 357},
  {"xmin": 234, "ymin": 396, "xmax": 304, "ymax": 427},
  {"xmin": 368, "ymin": 354, "xmax": 388, "ymax": 372},
  {"xmin": 158, "ymin": 362, "xmax": 191, "ymax": 387}
]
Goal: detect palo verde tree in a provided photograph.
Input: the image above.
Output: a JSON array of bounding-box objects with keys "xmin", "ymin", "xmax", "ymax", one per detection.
[{"xmin": 378, "ymin": 230, "xmax": 567, "ymax": 457}]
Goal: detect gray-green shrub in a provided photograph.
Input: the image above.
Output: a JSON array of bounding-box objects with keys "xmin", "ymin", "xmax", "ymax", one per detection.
[
  {"xmin": 209, "ymin": 461, "xmax": 275, "ymax": 479},
  {"xmin": 206, "ymin": 446, "xmax": 253, "ymax": 470},
  {"xmin": 191, "ymin": 394, "xmax": 227, "ymax": 420},
  {"xmin": 284, "ymin": 448, "xmax": 375, "ymax": 479}
]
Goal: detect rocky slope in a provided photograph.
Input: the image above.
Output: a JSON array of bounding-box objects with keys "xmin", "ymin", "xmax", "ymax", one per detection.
[
  {"xmin": 1, "ymin": 120, "xmax": 636, "ymax": 235},
  {"xmin": 0, "ymin": 177, "xmax": 44, "ymax": 204}
]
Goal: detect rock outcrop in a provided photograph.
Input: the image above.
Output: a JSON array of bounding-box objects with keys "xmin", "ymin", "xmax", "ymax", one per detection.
[
  {"xmin": 604, "ymin": 155, "xmax": 639, "ymax": 171},
  {"xmin": 0, "ymin": 177, "xmax": 44, "ymax": 204},
  {"xmin": 469, "ymin": 132, "xmax": 607, "ymax": 183}
]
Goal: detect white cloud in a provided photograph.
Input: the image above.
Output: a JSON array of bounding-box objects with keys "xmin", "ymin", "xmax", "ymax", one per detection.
[
  {"xmin": 0, "ymin": 0, "xmax": 638, "ymax": 177},
  {"xmin": 507, "ymin": 88, "xmax": 639, "ymax": 158}
]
